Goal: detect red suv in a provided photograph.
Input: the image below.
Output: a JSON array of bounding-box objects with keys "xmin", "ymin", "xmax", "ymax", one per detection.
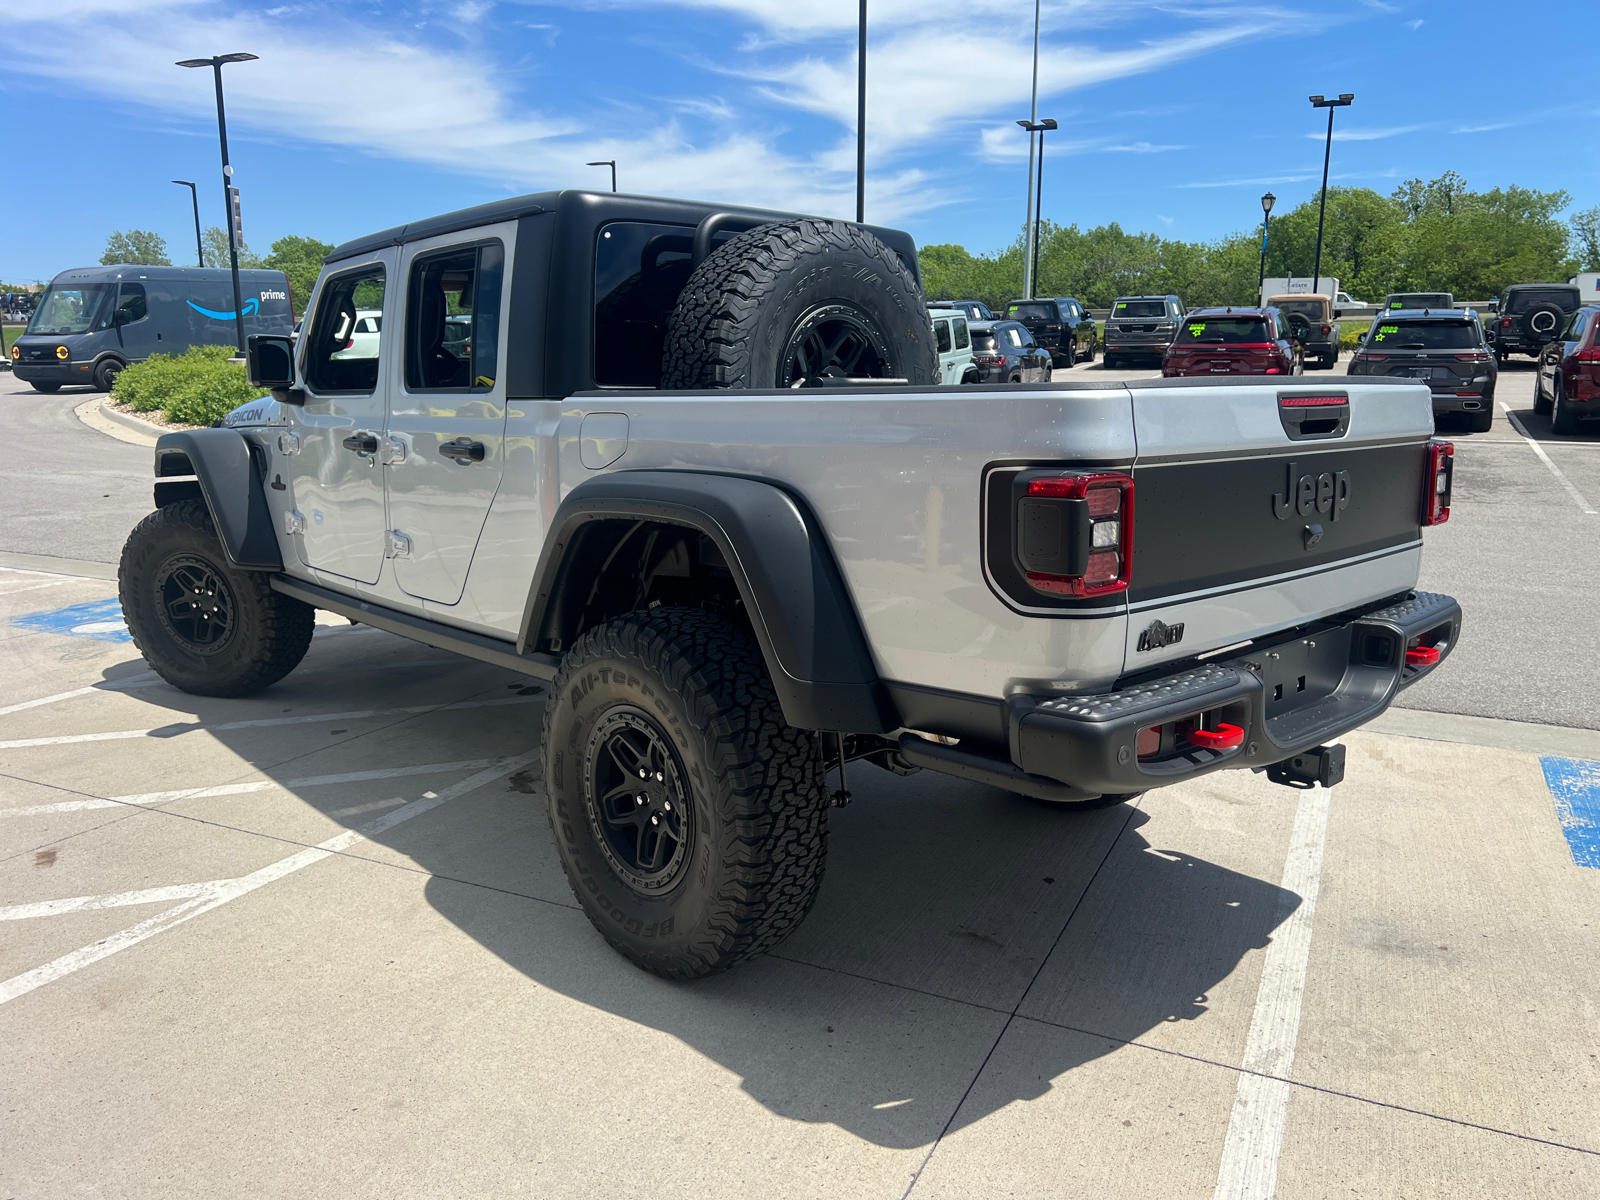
[
  {"xmin": 1162, "ymin": 308, "xmax": 1303, "ymax": 378},
  {"xmin": 1534, "ymin": 304, "xmax": 1600, "ymax": 435}
]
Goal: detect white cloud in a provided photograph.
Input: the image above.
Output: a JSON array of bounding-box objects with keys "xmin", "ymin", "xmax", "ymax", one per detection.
[
  {"xmin": 1404, "ymin": 18, "xmax": 1423, "ymax": 29},
  {"xmin": 1305, "ymin": 125, "xmax": 1424, "ymax": 142},
  {"xmin": 1104, "ymin": 141, "xmax": 1185, "ymax": 153},
  {"xmin": 1179, "ymin": 172, "xmax": 1317, "ymax": 189},
  {"xmin": 1453, "ymin": 121, "xmax": 1511, "ymax": 134}
]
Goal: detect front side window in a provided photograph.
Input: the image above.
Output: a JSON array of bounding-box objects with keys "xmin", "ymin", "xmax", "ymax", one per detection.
[
  {"xmin": 934, "ymin": 319, "xmax": 952, "ymax": 353},
  {"xmin": 953, "ymin": 318, "xmax": 970, "ymax": 350},
  {"xmin": 116, "ymin": 283, "xmax": 147, "ymax": 324},
  {"xmin": 406, "ymin": 240, "xmax": 504, "ymax": 391},
  {"xmin": 1175, "ymin": 317, "xmax": 1271, "ymax": 344},
  {"xmin": 305, "ymin": 266, "xmax": 386, "ymax": 393},
  {"xmin": 26, "ymin": 283, "xmax": 117, "ymax": 335}
]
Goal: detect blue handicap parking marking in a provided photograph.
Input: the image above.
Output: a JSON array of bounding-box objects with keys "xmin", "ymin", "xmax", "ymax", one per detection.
[
  {"xmin": 1542, "ymin": 756, "xmax": 1600, "ymax": 870},
  {"xmin": 10, "ymin": 597, "xmax": 132, "ymax": 643}
]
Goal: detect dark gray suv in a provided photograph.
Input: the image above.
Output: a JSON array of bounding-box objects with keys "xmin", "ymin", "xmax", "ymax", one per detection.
[
  {"xmin": 1347, "ymin": 308, "xmax": 1496, "ymax": 431},
  {"xmin": 1103, "ymin": 295, "xmax": 1183, "ymax": 367}
]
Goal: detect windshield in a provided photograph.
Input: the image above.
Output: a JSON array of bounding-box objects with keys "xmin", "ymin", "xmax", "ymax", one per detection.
[
  {"xmin": 1175, "ymin": 317, "xmax": 1270, "ymax": 344},
  {"xmin": 1367, "ymin": 321, "xmax": 1477, "ymax": 350},
  {"xmin": 26, "ymin": 283, "xmax": 118, "ymax": 335},
  {"xmin": 1113, "ymin": 300, "xmax": 1166, "ymax": 318},
  {"xmin": 1006, "ymin": 303, "xmax": 1055, "ymax": 322},
  {"xmin": 1273, "ymin": 299, "xmax": 1325, "ymax": 318}
]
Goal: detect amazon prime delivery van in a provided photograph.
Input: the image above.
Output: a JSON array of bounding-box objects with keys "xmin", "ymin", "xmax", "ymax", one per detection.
[{"xmin": 9, "ymin": 265, "xmax": 292, "ymax": 393}]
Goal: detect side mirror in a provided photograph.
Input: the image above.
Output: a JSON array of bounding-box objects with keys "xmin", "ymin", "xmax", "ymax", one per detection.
[
  {"xmin": 1333, "ymin": 309, "xmax": 1343, "ymax": 319},
  {"xmin": 112, "ymin": 308, "xmax": 132, "ymax": 327},
  {"xmin": 247, "ymin": 334, "xmax": 303, "ymax": 404},
  {"xmin": 1357, "ymin": 332, "xmax": 1367, "ymax": 343}
]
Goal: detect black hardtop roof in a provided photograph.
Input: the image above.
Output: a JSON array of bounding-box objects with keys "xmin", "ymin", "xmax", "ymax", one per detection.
[
  {"xmin": 325, "ymin": 189, "xmax": 917, "ymax": 268},
  {"xmin": 1191, "ymin": 306, "xmax": 1271, "ymax": 316},
  {"xmin": 1113, "ymin": 294, "xmax": 1181, "ymax": 301},
  {"xmin": 46, "ymin": 265, "xmax": 287, "ymax": 284},
  {"xmin": 1376, "ymin": 308, "xmax": 1474, "ymax": 320},
  {"xmin": 1503, "ymin": 282, "xmax": 1581, "ymax": 294}
]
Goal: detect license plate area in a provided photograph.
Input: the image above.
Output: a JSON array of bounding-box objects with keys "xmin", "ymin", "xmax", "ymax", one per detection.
[{"xmin": 1256, "ymin": 627, "xmax": 1353, "ymax": 719}]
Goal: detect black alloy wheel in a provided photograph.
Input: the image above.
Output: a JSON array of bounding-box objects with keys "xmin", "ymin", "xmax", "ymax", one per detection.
[
  {"xmin": 585, "ymin": 707, "xmax": 695, "ymax": 892},
  {"xmin": 780, "ymin": 303, "xmax": 892, "ymax": 388},
  {"xmin": 154, "ymin": 553, "xmax": 237, "ymax": 653}
]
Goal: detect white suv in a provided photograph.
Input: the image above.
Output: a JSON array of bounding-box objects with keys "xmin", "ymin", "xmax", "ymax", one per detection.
[{"xmin": 931, "ymin": 311, "xmax": 979, "ymax": 385}]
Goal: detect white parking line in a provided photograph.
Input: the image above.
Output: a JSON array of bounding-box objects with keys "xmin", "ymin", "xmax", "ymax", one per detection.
[
  {"xmin": 1211, "ymin": 783, "xmax": 1333, "ymax": 1200},
  {"xmin": 0, "ymin": 883, "xmax": 213, "ymax": 921},
  {"xmin": 0, "ymin": 675, "xmax": 163, "ymax": 718},
  {"xmin": 0, "ymin": 752, "xmax": 539, "ymax": 1006},
  {"xmin": 0, "ymin": 758, "xmax": 498, "ymax": 818},
  {"xmin": 1499, "ymin": 403, "xmax": 1598, "ymax": 515},
  {"xmin": 0, "ymin": 694, "xmax": 542, "ymax": 751}
]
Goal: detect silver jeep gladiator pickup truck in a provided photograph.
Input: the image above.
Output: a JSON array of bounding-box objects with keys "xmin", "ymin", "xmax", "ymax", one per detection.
[{"xmin": 117, "ymin": 190, "xmax": 1462, "ymax": 980}]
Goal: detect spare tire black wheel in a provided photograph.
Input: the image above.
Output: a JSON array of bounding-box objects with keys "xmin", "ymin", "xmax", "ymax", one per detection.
[
  {"xmin": 661, "ymin": 218, "xmax": 937, "ymax": 389},
  {"xmin": 1522, "ymin": 304, "xmax": 1564, "ymax": 344}
]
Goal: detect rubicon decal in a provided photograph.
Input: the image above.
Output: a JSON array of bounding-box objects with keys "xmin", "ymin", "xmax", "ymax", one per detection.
[{"xmin": 1273, "ymin": 461, "xmax": 1351, "ymax": 523}]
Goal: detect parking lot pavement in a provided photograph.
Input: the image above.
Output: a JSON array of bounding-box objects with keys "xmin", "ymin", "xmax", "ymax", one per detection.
[{"xmin": 3, "ymin": 556, "xmax": 1599, "ymax": 1198}]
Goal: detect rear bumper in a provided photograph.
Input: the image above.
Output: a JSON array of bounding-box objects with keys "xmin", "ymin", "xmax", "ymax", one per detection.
[{"xmin": 922, "ymin": 591, "xmax": 1460, "ymax": 798}]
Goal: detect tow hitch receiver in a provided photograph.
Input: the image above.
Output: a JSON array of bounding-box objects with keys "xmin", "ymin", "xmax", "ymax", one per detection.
[{"xmin": 1267, "ymin": 743, "xmax": 1346, "ymax": 789}]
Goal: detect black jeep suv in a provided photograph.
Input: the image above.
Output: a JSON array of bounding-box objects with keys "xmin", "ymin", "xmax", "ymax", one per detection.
[
  {"xmin": 1003, "ymin": 297, "xmax": 1097, "ymax": 367},
  {"xmin": 1348, "ymin": 308, "xmax": 1497, "ymax": 432},
  {"xmin": 1103, "ymin": 295, "xmax": 1183, "ymax": 367},
  {"xmin": 1488, "ymin": 284, "xmax": 1582, "ymax": 361}
]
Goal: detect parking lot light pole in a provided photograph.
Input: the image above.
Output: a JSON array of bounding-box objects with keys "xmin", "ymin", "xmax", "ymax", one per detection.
[
  {"xmin": 856, "ymin": 0, "xmax": 867, "ymax": 224},
  {"xmin": 1258, "ymin": 191, "xmax": 1275, "ymax": 292},
  {"xmin": 1309, "ymin": 93, "xmax": 1353, "ymax": 297},
  {"xmin": 172, "ymin": 181, "xmax": 204, "ymax": 267},
  {"xmin": 1021, "ymin": 0, "xmax": 1041, "ymax": 298},
  {"xmin": 586, "ymin": 160, "xmax": 617, "ymax": 192},
  {"xmin": 177, "ymin": 52, "xmax": 258, "ymax": 356},
  {"xmin": 1017, "ymin": 118, "xmax": 1057, "ymax": 298}
]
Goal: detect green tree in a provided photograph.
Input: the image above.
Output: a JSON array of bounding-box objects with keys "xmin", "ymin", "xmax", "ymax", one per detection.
[
  {"xmin": 202, "ymin": 225, "xmax": 264, "ymax": 270},
  {"xmin": 101, "ymin": 230, "xmax": 171, "ymax": 266},
  {"xmin": 262, "ymin": 235, "xmax": 334, "ymax": 318},
  {"xmin": 1570, "ymin": 205, "xmax": 1600, "ymax": 270}
]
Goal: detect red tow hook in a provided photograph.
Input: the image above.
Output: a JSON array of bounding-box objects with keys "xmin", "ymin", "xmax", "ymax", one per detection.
[
  {"xmin": 1405, "ymin": 645, "xmax": 1442, "ymax": 666},
  {"xmin": 1187, "ymin": 722, "xmax": 1245, "ymax": 750}
]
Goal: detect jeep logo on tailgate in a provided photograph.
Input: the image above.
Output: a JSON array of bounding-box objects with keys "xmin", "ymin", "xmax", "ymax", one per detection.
[{"xmin": 1272, "ymin": 461, "xmax": 1351, "ymax": 523}]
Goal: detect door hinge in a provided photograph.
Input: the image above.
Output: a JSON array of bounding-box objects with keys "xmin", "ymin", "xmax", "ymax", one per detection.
[
  {"xmin": 385, "ymin": 530, "xmax": 412, "ymax": 559},
  {"xmin": 276, "ymin": 430, "xmax": 301, "ymax": 456},
  {"xmin": 381, "ymin": 434, "xmax": 407, "ymax": 466},
  {"xmin": 284, "ymin": 510, "xmax": 306, "ymax": 535}
]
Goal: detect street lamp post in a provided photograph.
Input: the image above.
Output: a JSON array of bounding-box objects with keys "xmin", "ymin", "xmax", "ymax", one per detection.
[
  {"xmin": 172, "ymin": 181, "xmax": 204, "ymax": 267},
  {"xmin": 587, "ymin": 160, "xmax": 617, "ymax": 192},
  {"xmin": 856, "ymin": 0, "xmax": 867, "ymax": 223},
  {"xmin": 1257, "ymin": 191, "xmax": 1276, "ymax": 293},
  {"xmin": 1016, "ymin": 118, "xmax": 1057, "ymax": 299},
  {"xmin": 1308, "ymin": 93, "xmax": 1353, "ymax": 297},
  {"xmin": 1021, "ymin": 0, "xmax": 1042, "ymax": 299},
  {"xmin": 177, "ymin": 52, "xmax": 258, "ymax": 356}
]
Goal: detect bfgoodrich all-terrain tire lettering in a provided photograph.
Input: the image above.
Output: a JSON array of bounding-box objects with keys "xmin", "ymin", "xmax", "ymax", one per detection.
[
  {"xmin": 119, "ymin": 500, "xmax": 314, "ymax": 697},
  {"xmin": 542, "ymin": 607, "xmax": 829, "ymax": 979},
  {"xmin": 660, "ymin": 218, "xmax": 937, "ymax": 390}
]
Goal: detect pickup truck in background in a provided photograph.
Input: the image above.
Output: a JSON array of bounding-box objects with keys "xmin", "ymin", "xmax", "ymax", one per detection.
[{"xmin": 115, "ymin": 190, "xmax": 1463, "ymax": 980}]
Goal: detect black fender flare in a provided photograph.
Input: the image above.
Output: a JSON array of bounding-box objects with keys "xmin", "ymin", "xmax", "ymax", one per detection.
[
  {"xmin": 152, "ymin": 429, "xmax": 283, "ymax": 570},
  {"xmin": 519, "ymin": 471, "xmax": 897, "ymax": 734}
]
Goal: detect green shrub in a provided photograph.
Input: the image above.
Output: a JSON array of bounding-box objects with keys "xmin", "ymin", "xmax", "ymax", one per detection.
[{"xmin": 110, "ymin": 345, "xmax": 264, "ymax": 426}]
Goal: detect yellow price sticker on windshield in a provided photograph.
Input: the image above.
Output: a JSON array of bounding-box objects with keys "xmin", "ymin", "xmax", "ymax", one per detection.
[
  {"xmin": 1187, "ymin": 323, "xmax": 1206, "ymax": 336},
  {"xmin": 1374, "ymin": 324, "xmax": 1398, "ymax": 342}
]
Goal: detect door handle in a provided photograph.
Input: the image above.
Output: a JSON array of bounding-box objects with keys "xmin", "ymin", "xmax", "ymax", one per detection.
[
  {"xmin": 439, "ymin": 437, "xmax": 485, "ymax": 464},
  {"xmin": 342, "ymin": 433, "xmax": 378, "ymax": 455}
]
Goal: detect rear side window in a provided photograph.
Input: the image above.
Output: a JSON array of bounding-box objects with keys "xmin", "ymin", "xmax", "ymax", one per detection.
[
  {"xmin": 1005, "ymin": 326, "xmax": 1024, "ymax": 348},
  {"xmin": 116, "ymin": 283, "xmax": 147, "ymax": 324},
  {"xmin": 594, "ymin": 220, "xmax": 732, "ymax": 387},
  {"xmin": 1564, "ymin": 310, "xmax": 1590, "ymax": 340},
  {"xmin": 1114, "ymin": 300, "xmax": 1166, "ymax": 318},
  {"xmin": 953, "ymin": 318, "xmax": 970, "ymax": 350},
  {"xmin": 305, "ymin": 266, "xmax": 386, "ymax": 393},
  {"xmin": 934, "ymin": 319, "xmax": 952, "ymax": 353},
  {"xmin": 1175, "ymin": 317, "xmax": 1270, "ymax": 344},
  {"xmin": 405, "ymin": 240, "xmax": 504, "ymax": 391},
  {"xmin": 1368, "ymin": 321, "xmax": 1477, "ymax": 350}
]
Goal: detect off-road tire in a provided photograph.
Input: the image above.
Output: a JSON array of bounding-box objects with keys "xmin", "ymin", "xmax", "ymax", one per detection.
[
  {"xmin": 1521, "ymin": 303, "xmax": 1565, "ymax": 347},
  {"xmin": 30, "ymin": 382, "xmax": 61, "ymax": 393},
  {"xmin": 1551, "ymin": 377, "xmax": 1581, "ymax": 436},
  {"xmin": 119, "ymin": 500, "xmax": 314, "ymax": 697},
  {"xmin": 660, "ymin": 218, "xmax": 937, "ymax": 390},
  {"xmin": 542, "ymin": 607, "xmax": 829, "ymax": 980},
  {"xmin": 1533, "ymin": 373, "xmax": 1553, "ymax": 416},
  {"xmin": 93, "ymin": 358, "xmax": 124, "ymax": 392}
]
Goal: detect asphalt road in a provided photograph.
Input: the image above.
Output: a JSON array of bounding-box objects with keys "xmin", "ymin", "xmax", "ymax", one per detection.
[{"xmin": 2, "ymin": 364, "xmax": 1598, "ymax": 1197}]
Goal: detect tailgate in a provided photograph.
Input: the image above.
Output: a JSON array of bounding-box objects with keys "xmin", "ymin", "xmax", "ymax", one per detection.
[{"xmin": 1123, "ymin": 380, "xmax": 1435, "ymax": 673}]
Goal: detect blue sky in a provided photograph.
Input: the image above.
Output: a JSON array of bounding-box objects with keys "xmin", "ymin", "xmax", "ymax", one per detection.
[{"xmin": 2, "ymin": 0, "xmax": 1595, "ymax": 282}]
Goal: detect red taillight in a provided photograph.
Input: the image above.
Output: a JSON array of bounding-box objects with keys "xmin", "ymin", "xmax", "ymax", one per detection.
[
  {"xmin": 1364, "ymin": 353, "xmax": 1390, "ymax": 360},
  {"xmin": 1576, "ymin": 348, "xmax": 1600, "ymax": 362},
  {"xmin": 1020, "ymin": 472, "xmax": 1135, "ymax": 598},
  {"xmin": 1422, "ymin": 439, "xmax": 1453, "ymax": 526},
  {"xmin": 1500, "ymin": 317, "xmax": 1513, "ymax": 328},
  {"xmin": 1265, "ymin": 367, "xmax": 1283, "ymax": 375},
  {"xmin": 974, "ymin": 354, "xmax": 1005, "ymax": 366},
  {"xmin": 1453, "ymin": 353, "xmax": 1490, "ymax": 363},
  {"xmin": 1320, "ymin": 324, "xmax": 1332, "ymax": 335},
  {"xmin": 1135, "ymin": 726, "xmax": 1161, "ymax": 758}
]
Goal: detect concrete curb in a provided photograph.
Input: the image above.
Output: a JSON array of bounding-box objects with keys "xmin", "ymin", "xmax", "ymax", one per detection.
[
  {"xmin": 77, "ymin": 396, "xmax": 161, "ymax": 447},
  {"xmin": 0, "ymin": 549, "xmax": 118, "ymax": 581},
  {"xmin": 1367, "ymin": 706, "xmax": 1600, "ymax": 761}
]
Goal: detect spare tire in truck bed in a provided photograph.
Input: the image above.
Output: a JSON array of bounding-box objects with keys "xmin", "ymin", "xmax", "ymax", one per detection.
[{"xmin": 661, "ymin": 218, "xmax": 938, "ymax": 389}]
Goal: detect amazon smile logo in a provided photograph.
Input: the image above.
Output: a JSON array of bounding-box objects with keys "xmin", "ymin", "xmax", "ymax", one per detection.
[{"xmin": 186, "ymin": 298, "xmax": 260, "ymax": 320}]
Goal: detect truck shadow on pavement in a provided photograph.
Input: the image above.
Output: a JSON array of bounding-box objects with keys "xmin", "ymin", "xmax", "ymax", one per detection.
[{"xmin": 97, "ymin": 647, "xmax": 1297, "ymax": 1150}]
